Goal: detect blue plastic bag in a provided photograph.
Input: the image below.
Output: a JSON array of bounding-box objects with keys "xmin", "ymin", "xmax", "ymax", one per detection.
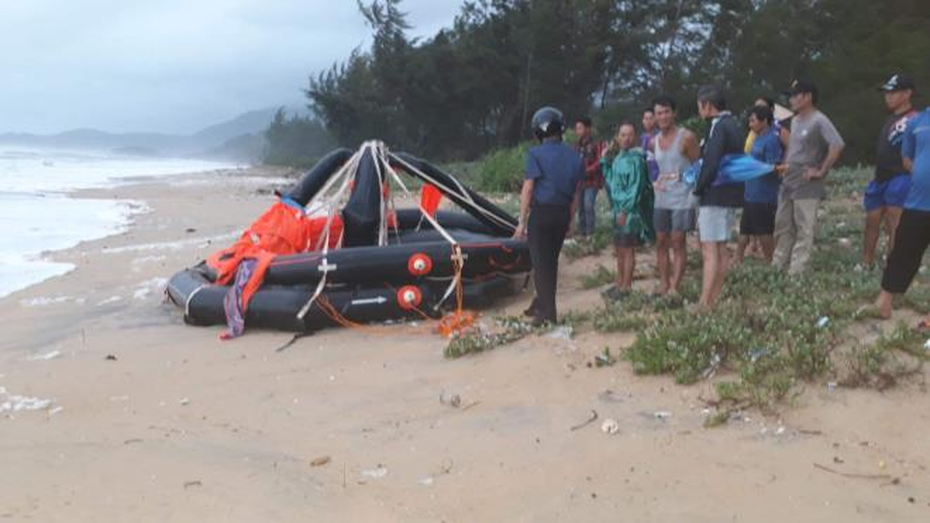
[{"xmin": 682, "ymin": 154, "xmax": 776, "ymax": 187}]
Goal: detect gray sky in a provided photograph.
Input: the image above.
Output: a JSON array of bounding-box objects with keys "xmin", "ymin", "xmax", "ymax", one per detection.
[{"xmin": 1, "ymin": 0, "xmax": 462, "ymax": 135}]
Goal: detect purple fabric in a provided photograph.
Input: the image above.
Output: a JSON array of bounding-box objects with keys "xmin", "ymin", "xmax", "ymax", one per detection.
[
  {"xmin": 222, "ymin": 258, "xmax": 257, "ymax": 339},
  {"xmin": 641, "ymin": 131, "xmax": 660, "ymax": 182}
]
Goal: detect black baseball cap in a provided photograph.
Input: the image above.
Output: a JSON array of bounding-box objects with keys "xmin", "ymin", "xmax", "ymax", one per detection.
[
  {"xmin": 878, "ymin": 73, "xmax": 915, "ymax": 92},
  {"xmin": 783, "ymin": 78, "xmax": 818, "ymax": 98}
]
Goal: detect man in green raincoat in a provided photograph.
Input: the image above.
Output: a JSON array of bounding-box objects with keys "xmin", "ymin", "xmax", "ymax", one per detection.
[{"xmin": 601, "ymin": 122, "xmax": 655, "ymax": 299}]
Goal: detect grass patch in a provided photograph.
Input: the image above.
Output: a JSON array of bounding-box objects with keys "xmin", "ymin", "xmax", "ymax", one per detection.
[
  {"xmin": 581, "ymin": 264, "xmax": 616, "ymax": 289},
  {"xmin": 839, "ymin": 322, "xmax": 927, "ymax": 390},
  {"xmin": 443, "ymin": 316, "xmax": 534, "ymax": 359}
]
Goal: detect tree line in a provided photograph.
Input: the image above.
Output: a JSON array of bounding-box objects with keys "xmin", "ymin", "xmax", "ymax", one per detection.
[{"xmin": 266, "ymin": 0, "xmax": 929, "ymax": 165}]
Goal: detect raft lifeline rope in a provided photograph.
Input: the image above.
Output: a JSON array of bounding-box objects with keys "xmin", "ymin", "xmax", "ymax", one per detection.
[{"xmin": 295, "ymin": 141, "xmax": 468, "ymax": 327}]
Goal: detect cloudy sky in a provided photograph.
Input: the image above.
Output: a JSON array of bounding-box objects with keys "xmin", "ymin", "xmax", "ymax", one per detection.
[{"xmin": 1, "ymin": 0, "xmax": 462, "ymax": 135}]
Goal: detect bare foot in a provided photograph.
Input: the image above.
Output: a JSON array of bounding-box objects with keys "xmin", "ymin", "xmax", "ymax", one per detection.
[{"xmin": 874, "ymin": 291, "xmax": 893, "ymax": 319}]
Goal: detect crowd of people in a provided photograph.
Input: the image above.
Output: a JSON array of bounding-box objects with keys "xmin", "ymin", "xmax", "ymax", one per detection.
[{"xmin": 514, "ymin": 74, "xmax": 928, "ymax": 331}]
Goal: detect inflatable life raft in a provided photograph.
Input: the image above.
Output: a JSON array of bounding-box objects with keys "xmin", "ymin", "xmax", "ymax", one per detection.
[{"xmin": 166, "ymin": 142, "xmax": 531, "ymax": 333}]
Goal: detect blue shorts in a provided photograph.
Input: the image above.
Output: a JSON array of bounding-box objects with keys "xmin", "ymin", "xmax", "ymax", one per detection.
[{"xmin": 864, "ymin": 174, "xmax": 911, "ymax": 212}]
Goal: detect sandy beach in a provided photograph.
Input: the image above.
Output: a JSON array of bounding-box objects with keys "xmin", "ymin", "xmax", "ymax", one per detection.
[{"xmin": 1, "ymin": 167, "xmax": 928, "ymax": 522}]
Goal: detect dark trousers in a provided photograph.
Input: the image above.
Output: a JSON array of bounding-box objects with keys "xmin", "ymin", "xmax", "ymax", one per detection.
[
  {"xmin": 882, "ymin": 208, "xmax": 930, "ymax": 294},
  {"xmin": 528, "ymin": 203, "xmax": 571, "ymax": 322}
]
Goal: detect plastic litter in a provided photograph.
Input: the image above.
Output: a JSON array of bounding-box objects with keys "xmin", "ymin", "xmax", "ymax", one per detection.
[
  {"xmin": 601, "ymin": 418, "xmax": 620, "ymax": 435},
  {"xmin": 361, "ymin": 466, "xmax": 388, "ymax": 479},
  {"xmin": 816, "ymin": 316, "xmax": 830, "ymax": 329},
  {"xmin": 440, "ymin": 392, "xmax": 462, "ymax": 408},
  {"xmin": 654, "ymin": 411, "xmax": 673, "ymax": 420},
  {"xmin": 701, "ymin": 353, "xmax": 722, "ymax": 379},
  {"xmin": 594, "ymin": 347, "xmax": 615, "ymax": 367},
  {"xmin": 545, "ymin": 325, "xmax": 573, "ymax": 340}
]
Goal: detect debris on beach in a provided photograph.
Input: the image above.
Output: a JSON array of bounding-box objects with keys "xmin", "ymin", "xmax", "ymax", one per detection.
[
  {"xmin": 545, "ymin": 325, "xmax": 573, "ymax": 340},
  {"xmin": 105, "ymin": 354, "xmax": 118, "ymax": 361},
  {"xmin": 594, "ymin": 347, "xmax": 615, "ymax": 367},
  {"xmin": 601, "ymin": 418, "xmax": 620, "ymax": 435},
  {"xmin": 310, "ymin": 456, "xmax": 331, "ymax": 467},
  {"xmin": 361, "ymin": 466, "xmax": 388, "ymax": 480},
  {"xmin": 653, "ymin": 411, "xmax": 673, "ymax": 421},
  {"xmin": 570, "ymin": 409, "xmax": 599, "ymax": 431},
  {"xmin": 439, "ymin": 391, "xmax": 462, "ymax": 408}
]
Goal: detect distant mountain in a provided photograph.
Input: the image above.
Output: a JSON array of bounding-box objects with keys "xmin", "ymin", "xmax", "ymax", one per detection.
[
  {"xmin": 190, "ymin": 107, "xmax": 280, "ymax": 147},
  {"xmin": 0, "ymin": 106, "xmax": 304, "ymax": 162}
]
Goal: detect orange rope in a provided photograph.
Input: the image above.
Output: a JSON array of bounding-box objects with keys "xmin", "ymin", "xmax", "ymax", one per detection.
[{"xmin": 437, "ymin": 246, "xmax": 476, "ymax": 338}]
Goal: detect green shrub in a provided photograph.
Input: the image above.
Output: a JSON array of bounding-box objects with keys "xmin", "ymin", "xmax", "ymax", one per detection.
[{"xmin": 475, "ymin": 142, "xmax": 532, "ymax": 193}]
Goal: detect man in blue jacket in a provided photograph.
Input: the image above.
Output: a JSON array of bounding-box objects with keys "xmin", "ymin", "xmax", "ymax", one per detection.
[
  {"xmin": 875, "ymin": 106, "xmax": 930, "ymax": 324},
  {"xmin": 514, "ymin": 107, "xmax": 585, "ymax": 325},
  {"xmin": 693, "ymin": 85, "xmax": 745, "ymax": 309}
]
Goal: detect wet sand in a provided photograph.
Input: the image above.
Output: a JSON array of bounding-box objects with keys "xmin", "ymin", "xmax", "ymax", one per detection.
[{"xmin": 1, "ymin": 167, "xmax": 928, "ymax": 522}]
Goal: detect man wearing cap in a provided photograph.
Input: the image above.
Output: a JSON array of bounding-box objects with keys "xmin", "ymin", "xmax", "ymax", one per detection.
[
  {"xmin": 874, "ymin": 102, "xmax": 930, "ymax": 325},
  {"xmin": 514, "ymin": 106, "xmax": 585, "ymax": 326},
  {"xmin": 861, "ymin": 74, "xmax": 918, "ymax": 270},
  {"xmin": 772, "ymin": 79, "xmax": 845, "ymax": 274}
]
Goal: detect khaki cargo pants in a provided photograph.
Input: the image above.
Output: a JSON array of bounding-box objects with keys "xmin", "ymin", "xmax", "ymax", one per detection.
[{"xmin": 772, "ymin": 197, "xmax": 820, "ymax": 274}]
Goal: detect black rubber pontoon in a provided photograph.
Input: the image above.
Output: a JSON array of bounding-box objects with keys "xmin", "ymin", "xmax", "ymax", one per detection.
[{"xmin": 166, "ymin": 142, "xmax": 529, "ymax": 333}]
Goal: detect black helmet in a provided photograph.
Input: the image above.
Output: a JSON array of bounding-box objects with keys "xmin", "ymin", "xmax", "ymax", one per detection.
[{"xmin": 531, "ymin": 106, "xmax": 564, "ymax": 140}]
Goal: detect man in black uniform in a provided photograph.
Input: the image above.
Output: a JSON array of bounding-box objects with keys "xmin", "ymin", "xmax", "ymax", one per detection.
[
  {"xmin": 861, "ymin": 73, "xmax": 918, "ymax": 270},
  {"xmin": 513, "ymin": 107, "xmax": 585, "ymax": 325}
]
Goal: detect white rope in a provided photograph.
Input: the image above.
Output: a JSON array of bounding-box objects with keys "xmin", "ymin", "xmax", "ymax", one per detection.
[
  {"xmin": 388, "ymin": 153, "xmax": 514, "ymax": 231},
  {"xmin": 296, "ymin": 141, "xmax": 482, "ymax": 319},
  {"xmin": 379, "ymin": 148, "xmax": 463, "ymax": 309},
  {"xmin": 297, "ymin": 147, "xmax": 363, "ymax": 320}
]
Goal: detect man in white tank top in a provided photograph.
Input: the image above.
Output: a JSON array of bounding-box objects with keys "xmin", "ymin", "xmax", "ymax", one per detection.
[{"xmin": 651, "ymin": 95, "xmax": 701, "ymax": 295}]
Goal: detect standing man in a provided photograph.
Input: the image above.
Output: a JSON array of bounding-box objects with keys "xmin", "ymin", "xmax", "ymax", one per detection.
[
  {"xmin": 574, "ymin": 117, "xmax": 604, "ymax": 238},
  {"xmin": 874, "ymin": 105, "xmax": 930, "ymax": 322},
  {"xmin": 602, "ymin": 123, "xmax": 655, "ymax": 299},
  {"xmin": 745, "ymin": 97, "xmax": 791, "ymax": 153},
  {"xmin": 861, "ymin": 74, "xmax": 918, "ymax": 270},
  {"xmin": 652, "ymin": 95, "xmax": 701, "ymax": 296},
  {"xmin": 772, "ymin": 79, "xmax": 845, "ymax": 274},
  {"xmin": 736, "ymin": 105, "xmax": 784, "ymax": 263},
  {"xmin": 514, "ymin": 107, "xmax": 585, "ymax": 326},
  {"xmin": 642, "ymin": 107, "xmax": 660, "ymax": 182},
  {"xmin": 693, "ymin": 85, "xmax": 744, "ymax": 309}
]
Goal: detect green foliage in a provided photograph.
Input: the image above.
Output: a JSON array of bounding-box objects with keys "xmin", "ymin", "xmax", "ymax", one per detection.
[
  {"xmin": 841, "ymin": 323, "xmax": 927, "ymax": 390},
  {"xmin": 625, "ymin": 251, "xmax": 878, "ymax": 408},
  {"xmin": 263, "ymin": 108, "xmax": 336, "ymax": 167},
  {"xmin": 443, "ymin": 316, "xmax": 534, "ymax": 359},
  {"xmin": 294, "ymin": 0, "xmax": 927, "ymax": 166},
  {"xmin": 475, "ymin": 142, "xmax": 532, "ymax": 193},
  {"xmin": 581, "ymin": 264, "xmax": 616, "ymax": 290}
]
